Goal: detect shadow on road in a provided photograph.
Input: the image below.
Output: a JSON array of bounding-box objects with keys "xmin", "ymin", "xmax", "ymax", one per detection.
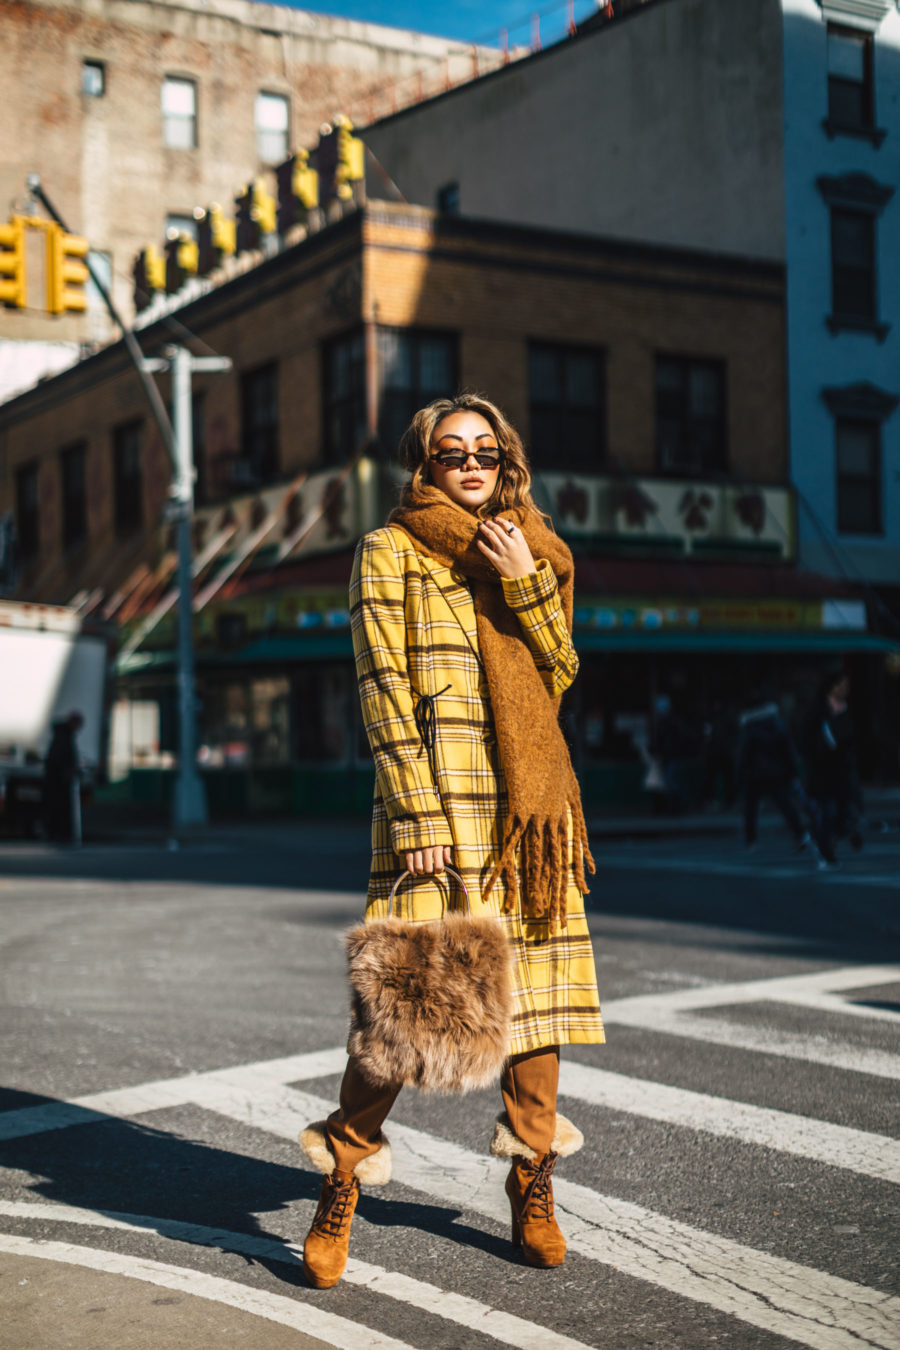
[{"xmin": 0, "ymin": 1088, "xmax": 511, "ymax": 1286}]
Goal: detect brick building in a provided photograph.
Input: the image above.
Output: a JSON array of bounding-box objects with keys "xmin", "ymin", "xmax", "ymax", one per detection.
[
  {"xmin": 4, "ymin": 200, "xmax": 891, "ymax": 812},
  {"xmin": 0, "ymin": 0, "xmax": 502, "ymax": 391}
]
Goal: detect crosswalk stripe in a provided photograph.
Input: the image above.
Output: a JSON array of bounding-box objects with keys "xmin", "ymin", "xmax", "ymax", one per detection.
[
  {"xmin": 558, "ymin": 1062, "xmax": 900, "ymax": 1182},
  {"xmin": 602, "ymin": 964, "xmax": 900, "ymax": 1079},
  {"xmin": 2, "ymin": 1039, "xmax": 896, "ymax": 1184},
  {"xmin": 0, "ymin": 1201, "xmax": 593, "ymax": 1350},
  {"xmin": 0, "ymin": 1232, "xmax": 414, "ymax": 1350},
  {"xmin": 187, "ymin": 1075, "xmax": 900, "ymax": 1350}
]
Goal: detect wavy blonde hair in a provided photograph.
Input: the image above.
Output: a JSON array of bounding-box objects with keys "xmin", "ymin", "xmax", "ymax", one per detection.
[{"xmin": 397, "ymin": 392, "xmax": 538, "ymax": 517}]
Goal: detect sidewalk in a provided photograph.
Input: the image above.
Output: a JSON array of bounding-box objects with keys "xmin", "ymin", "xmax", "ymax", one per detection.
[
  {"xmin": 72, "ymin": 786, "xmax": 900, "ymax": 848},
  {"xmin": 1, "ymin": 1249, "xmax": 338, "ymax": 1350}
]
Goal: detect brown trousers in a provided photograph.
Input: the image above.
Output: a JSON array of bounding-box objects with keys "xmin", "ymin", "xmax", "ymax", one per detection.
[{"xmin": 325, "ymin": 1046, "xmax": 560, "ymax": 1173}]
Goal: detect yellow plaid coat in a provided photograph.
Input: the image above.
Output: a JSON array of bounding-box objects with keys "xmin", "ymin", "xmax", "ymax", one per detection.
[{"xmin": 350, "ymin": 524, "xmax": 604, "ymax": 1056}]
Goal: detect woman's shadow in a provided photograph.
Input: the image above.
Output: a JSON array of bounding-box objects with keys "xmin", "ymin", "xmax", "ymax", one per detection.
[{"xmin": 0, "ymin": 1084, "xmax": 511, "ymax": 1291}]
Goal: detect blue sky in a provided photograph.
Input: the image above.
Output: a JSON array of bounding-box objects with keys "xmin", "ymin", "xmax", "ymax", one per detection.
[{"xmin": 268, "ymin": 0, "xmax": 602, "ymax": 47}]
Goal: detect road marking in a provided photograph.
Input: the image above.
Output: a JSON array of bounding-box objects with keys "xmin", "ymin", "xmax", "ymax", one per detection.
[
  {"xmin": 0, "ymin": 1046, "xmax": 347, "ymax": 1142},
  {"xmin": 557, "ymin": 1062, "xmax": 900, "ymax": 1183},
  {"xmin": 0, "ymin": 1201, "xmax": 594, "ymax": 1350},
  {"xmin": 186, "ymin": 1077, "xmax": 900, "ymax": 1350},
  {"xmin": 602, "ymin": 965, "xmax": 900, "ymax": 1079},
  {"xmin": 598, "ymin": 852, "xmax": 900, "ymax": 890},
  {"xmin": 0, "ymin": 1232, "xmax": 415, "ymax": 1350}
]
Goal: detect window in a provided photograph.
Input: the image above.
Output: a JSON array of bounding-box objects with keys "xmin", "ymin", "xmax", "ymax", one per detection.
[
  {"xmin": 826, "ymin": 25, "xmax": 874, "ymax": 132},
  {"xmin": 113, "ymin": 420, "xmax": 143, "ymax": 534},
  {"xmin": 165, "ymin": 213, "xmax": 197, "ymax": 240},
  {"xmin": 256, "ymin": 92, "xmax": 290, "ymax": 164},
  {"xmin": 15, "ymin": 462, "xmax": 39, "ymax": 563},
  {"xmin": 60, "ymin": 442, "xmax": 87, "ymax": 553},
  {"xmin": 437, "ymin": 182, "xmax": 460, "ymax": 215},
  {"xmin": 192, "ymin": 391, "xmax": 207, "ymax": 506},
  {"xmin": 293, "ymin": 665, "xmax": 351, "ymax": 763},
  {"xmin": 836, "ymin": 419, "xmax": 881, "ymax": 534},
  {"xmin": 655, "ymin": 357, "xmax": 727, "ymax": 477},
  {"xmin": 378, "ymin": 328, "xmax": 457, "ymax": 455},
  {"xmin": 81, "ymin": 59, "xmax": 105, "ymax": 97},
  {"xmin": 239, "ymin": 363, "xmax": 279, "ymax": 485},
  {"xmin": 830, "ymin": 209, "xmax": 876, "ymax": 321},
  {"xmin": 818, "ymin": 173, "xmax": 893, "ymax": 337},
  {"xmin": 528, "ymin": 343, "xmax": 605, "ymax": 471},
  {"xmin": 162, "ymin": 77, "xmax": 197, "ymax": 150},
  {"xmin": 323, "ymin": 331, "xmax": 367, "ymax": 462}
]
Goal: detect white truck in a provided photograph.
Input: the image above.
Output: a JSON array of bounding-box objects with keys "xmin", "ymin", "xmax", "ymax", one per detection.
[{"xmin": 0, "ymin": 600, "xmax": 110, "ymax": 834}]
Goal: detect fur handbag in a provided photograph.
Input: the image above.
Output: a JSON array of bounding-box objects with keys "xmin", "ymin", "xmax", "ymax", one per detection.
[{"xmin": 345, "ymin": 866, "xmax": 512, "ymax": 1094}]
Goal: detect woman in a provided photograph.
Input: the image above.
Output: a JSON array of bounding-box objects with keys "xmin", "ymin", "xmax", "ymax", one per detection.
[
  {"xmin": 300, "ymin": 393, "xmax": 604, "ymax": 1286},
  {"xmin": 803, "ymin": 670, "xmax": 862, "ymax": 866}
]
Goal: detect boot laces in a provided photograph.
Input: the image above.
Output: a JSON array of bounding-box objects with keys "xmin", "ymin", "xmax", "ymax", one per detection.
[
  {"xmin": 314, "ymin": 1174, "xmax": 357, "ymax": 1238},
  {"xmin": 521, "ymin": 1151, "xmax": 558, "ymax": 1222}
]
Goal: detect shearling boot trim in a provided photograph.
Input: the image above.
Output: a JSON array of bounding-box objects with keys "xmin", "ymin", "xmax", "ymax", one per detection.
[
  {"xmin": 299, "ymin": 1120, "xmax": 392, "ymax": 1186},
  {"xmin": 490, "ymin": 1111, "xmax": 583, "ymax": 1163}
]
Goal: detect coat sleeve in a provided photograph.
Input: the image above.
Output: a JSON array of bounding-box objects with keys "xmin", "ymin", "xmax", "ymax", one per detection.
[
  {"xmin": 351, "ymin": 532, "xmax": 453, "ymax": 856},
  {"xmin": 501, "ymin": 559, "xmax": 580, "ymax": 699}
]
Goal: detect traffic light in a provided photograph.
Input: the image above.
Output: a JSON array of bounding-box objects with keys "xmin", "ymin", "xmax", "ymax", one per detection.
[
  {"xmin": 46, "ymin": 223, "xmax": 90, "ymax": 314},
  {"xmin": 195, "ymin": 204, "xmax": 235, "ymax": 274},
  {"xmin": 234, "ymin": 181, "xmax": 276, "ymax": 253},
  {"xmin": 275, "ymin": 151, "xmax": 319, "ymax": 234},
  {"xmin": 0, "ymin": 216, "xmax": 27, "ymax": 309},
  {"xmin": 335, "ymin": 118, "xmax": 365, "ymax": 200},
  {"xmin": 164, "ymin": 231, "xmax": 199, "ymax": 294},
  {"xmin": 316, "ymin": 118, "xmax": 365, "ymax": 206},
  {"xmin": 133, "ymin": 245, "xmax": 165, "ymax": 310}
]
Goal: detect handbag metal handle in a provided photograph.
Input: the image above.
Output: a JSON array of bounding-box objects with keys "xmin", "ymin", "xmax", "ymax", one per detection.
[{"xmin": 387, "ymin": 864, "xmax": 471, "ymax": 918}]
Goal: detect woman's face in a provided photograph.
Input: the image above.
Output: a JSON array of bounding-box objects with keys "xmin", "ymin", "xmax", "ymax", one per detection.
[{"xmin": 426, "ymin": 411, "xmax": 502, "ymax": 512}]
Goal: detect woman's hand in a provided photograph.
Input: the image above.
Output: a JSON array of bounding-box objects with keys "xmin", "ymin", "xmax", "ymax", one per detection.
[
  {"xmin": 404, "ymin": 844, "xmax": 453, "ymax": 876},
  {"xmin": 476, "ymin": 518, "xmax": 536, "ymax": 580}
]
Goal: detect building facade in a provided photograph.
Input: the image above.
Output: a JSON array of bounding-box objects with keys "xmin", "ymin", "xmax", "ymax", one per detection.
[
  {"xmin": 362, "ymin": 0, "xmax": 900, "ymax": 603},
  {"xmin": 7, "ymin": 201, "xmax": 877, "ymax": 813},
  {"xmin": 0, "ymin": 0, "xmax": 503, "ymax": 392}
]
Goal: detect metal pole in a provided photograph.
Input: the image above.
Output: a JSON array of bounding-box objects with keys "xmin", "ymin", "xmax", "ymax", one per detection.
[
  {"xmin": 26, "ymin": 175, "xmax": 177, "ymax": 471},
  {"xmin": 170, "ymin": 345, "xmax": 208, "ymax": 829}
]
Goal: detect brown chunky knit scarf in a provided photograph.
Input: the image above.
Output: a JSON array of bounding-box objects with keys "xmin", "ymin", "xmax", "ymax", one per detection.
[{"xmin": 389, "ymin": 483, "xmax": 594, "ymax": 928}]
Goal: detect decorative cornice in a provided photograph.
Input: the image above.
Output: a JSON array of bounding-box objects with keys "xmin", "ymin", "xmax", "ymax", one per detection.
[
  {"xmin": 819, "ymin": 0, "xmax": 892, "ymax": 31},
  {"xmin": 816, "ymin": 172, "xmax": 895, "ymax": 211},
  {"xmin": 821, "ymin": 381, "xmax": 899, "ymax": 420}
]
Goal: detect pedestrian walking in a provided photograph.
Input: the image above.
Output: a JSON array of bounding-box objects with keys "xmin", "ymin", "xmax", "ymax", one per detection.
[
  {"xmin": 701, "ymin": 697, "xmax": 737, "ymax": 810},
  {"xmin": 43, "ymin": 710, "xmax": 83, "ymax": 843},
  {"xmin": 736, "ymin": 690, "xmax": 809, "ymax": 851},
  {"xmin": 803, "ymin": 670, "xmax": 862, "ymax": 866},
  {"xmin": 650, "ymin": 694, "xmax": 697, "ymax": 814},
  {"xmin": 299, "ymin": 393, "xmax": 604, "ymax": 1286}
]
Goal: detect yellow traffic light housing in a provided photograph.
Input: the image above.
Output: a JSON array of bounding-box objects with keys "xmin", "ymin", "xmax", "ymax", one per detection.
[
  {"xmin": 335, "ymin": 119, "xmax": 365, "ymax": 200},
  {"xmin": 293, "ymin": 150, "xmax": 319, "ymax": 211},
  {"xmin": 46, "ymin": 223, "xmax": 90, "ymax": 314},
  {"xmin": 251, "ymin": 179, "xmax": 277, "ymax": 236},
  {"xmin": 208, "ymin": 204, "xmax": 235, "ymax": 255},
  {"xmin": 0, "ymin": 216, "xmax": 27, "ymax": 309}
]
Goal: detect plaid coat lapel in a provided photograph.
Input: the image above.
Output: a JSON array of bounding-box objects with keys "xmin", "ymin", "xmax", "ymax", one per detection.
[{"xmin": 418, "ymin": 552, "xmax": 484, "ymax": 671}]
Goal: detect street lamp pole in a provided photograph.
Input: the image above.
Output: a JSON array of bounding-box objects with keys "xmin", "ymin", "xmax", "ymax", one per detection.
[{"xmin": 166, "ymin": 345, "xmax": 232, "ymax": 831}]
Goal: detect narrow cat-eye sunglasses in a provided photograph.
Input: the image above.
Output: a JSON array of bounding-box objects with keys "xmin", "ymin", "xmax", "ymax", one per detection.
[{"xmin": 429, "ymin": 449, "xmax": 505, "ymax": 470}]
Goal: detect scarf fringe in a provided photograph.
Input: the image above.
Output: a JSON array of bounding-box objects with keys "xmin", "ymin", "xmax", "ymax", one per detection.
[{"xmin": 484, "ymin": 801, "xmax": 595, "ymax": 931}]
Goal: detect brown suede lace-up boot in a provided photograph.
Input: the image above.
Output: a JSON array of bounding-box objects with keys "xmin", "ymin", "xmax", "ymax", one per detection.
[
  {"xmin": 505, "ymin": 1150, "xmax": 566, "ymax": 1267},
  {"xmin": 302, "ymin": 1169, "xmax": 360, "ymax": 1288}
]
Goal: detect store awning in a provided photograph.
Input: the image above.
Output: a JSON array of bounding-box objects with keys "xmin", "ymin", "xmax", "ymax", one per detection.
[
  {"xmin": 573, "ymin": 630, "xmax": 899, "ymax": 654},
  {"xmin": 117, "ymin": 632, "xmax": 354, "ymax": 675}
]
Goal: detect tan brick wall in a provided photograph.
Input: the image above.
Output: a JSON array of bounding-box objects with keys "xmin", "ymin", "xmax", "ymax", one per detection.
[
  {"xmin": 0, "ymin": 0, "xmax": 502, "ymax": 345},
  {"xmin": 0, "ymin": 204, "xmax": 786, "ymax": 605}
]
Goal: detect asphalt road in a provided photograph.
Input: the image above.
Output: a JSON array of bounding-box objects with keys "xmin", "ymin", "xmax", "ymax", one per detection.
[{"xmin": 1, "ymin": 821, "xmax": 898, "ymax": 1350}]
